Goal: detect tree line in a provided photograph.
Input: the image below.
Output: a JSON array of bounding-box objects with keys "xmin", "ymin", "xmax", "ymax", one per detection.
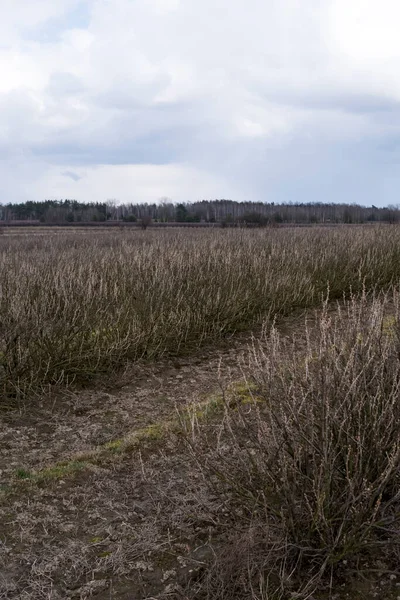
[{"xmin": 1, "ymin": 198, "xmax": 400, "ymax": 225}]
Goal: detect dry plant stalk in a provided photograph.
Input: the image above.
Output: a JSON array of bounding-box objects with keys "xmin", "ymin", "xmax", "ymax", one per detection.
[{"xmin": 184, "ymin": 292, "xmax": 400, "ymax": 599}]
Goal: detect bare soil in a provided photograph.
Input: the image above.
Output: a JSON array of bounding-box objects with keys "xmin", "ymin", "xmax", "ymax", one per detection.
[{"xmin": 0, "ymin": 327, "xmax": 256, "ymax": 485}]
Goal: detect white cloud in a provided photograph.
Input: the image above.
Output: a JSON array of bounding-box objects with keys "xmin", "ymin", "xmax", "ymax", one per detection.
[
  {"xmin": 0, "ymin": 0, "xmax": 79, "ymax": 43},
  {"xmin": 330, "ymin": 0, "xmax": 400, "ymax": 61},
  {"xmin": 0, "ymin": 159, "xmax": 239, "ymax": 204},
  {"xmin": 1, "ymin": 0, "xmax": 400, "ymax": 205}
]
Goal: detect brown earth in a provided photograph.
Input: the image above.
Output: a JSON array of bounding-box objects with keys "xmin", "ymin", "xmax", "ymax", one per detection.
[{"xmin": 0, "ymin": 326, "xmax": 256, "ymax": 486}]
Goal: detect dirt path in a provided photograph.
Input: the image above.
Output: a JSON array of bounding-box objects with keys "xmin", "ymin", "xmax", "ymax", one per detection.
[{"xmin": 0, "ymin": 323, "xmax": 261, "ymax": 486}]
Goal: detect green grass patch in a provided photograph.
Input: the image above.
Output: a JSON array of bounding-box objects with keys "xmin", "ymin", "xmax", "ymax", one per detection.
[{"xmin": 7, "ymin": 382, "xmax": 256, "ymax": 490}]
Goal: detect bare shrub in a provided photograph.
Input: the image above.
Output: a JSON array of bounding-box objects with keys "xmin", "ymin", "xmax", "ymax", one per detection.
[
  {"xmin": 2, "ymin": 226, "xmax": 400, "ymax": 402},
  {"xmin": 141, "ymin": 215, "xmax": 152, "ymax": 230},
  {"xmin": 185, "ymin": 292, "xmax": 400, "ymax": 598}
]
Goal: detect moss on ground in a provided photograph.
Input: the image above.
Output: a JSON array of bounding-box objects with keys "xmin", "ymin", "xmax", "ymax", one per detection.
[{"xmin": 5, "ymin": 381, "xmax": 257, "ymax": 491}]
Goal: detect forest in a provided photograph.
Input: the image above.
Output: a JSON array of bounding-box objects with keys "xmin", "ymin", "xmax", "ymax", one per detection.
[{"xmin": 1, "ymin": 198, "xmax": 400, "ymax": 224}]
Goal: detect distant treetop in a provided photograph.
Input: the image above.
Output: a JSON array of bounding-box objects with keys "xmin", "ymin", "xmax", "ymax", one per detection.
[{"xmin": 0, "ymin": 199, "xmax": 398, "ymax": 225}]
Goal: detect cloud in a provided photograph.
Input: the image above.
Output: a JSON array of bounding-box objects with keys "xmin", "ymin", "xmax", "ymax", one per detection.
[
  {"xmin": 1, "ymin": 0, "xmax": 400, "ymax": 205},
  {"xmin": 61, "ymin": 170, "xmax": 82, "ymax": 181},
  {"xmin": 1, "ymin": 160, "xmax": 239, "ymax": 204}
]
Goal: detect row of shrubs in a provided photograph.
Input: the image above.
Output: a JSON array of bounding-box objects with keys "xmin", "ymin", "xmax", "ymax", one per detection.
[{"xmin": 2, "ymin": 226, "xmax": 400, "ymax": 402}]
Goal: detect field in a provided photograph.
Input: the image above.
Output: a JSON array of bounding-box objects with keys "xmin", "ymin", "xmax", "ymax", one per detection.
[{"xmin": 2, "ymin": 226, "xmax": 400, "ymax": 599}]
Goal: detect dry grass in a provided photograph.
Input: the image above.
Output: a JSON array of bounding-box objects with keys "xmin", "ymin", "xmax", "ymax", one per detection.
[
  {"xmin": 2, "ymin": 225, "xmax": 400, "ymax": 404},
  {"xmin": 184, "ymin": 291, "xmax": 400, "ymax": 599}
]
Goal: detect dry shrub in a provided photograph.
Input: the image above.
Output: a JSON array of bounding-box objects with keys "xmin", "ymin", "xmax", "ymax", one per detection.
[
  {"xmin": 1, "ymin": 225, "xmax": 400, "ymax": 402},
  {"xmin": 185, "ymin": 292, "xmax": 400, "ymax": 599}
]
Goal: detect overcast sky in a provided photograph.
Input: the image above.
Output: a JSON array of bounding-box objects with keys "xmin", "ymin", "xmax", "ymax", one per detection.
[{"xmin": 1, "ymin": 0, "xmax": 400, "ymax": 205}]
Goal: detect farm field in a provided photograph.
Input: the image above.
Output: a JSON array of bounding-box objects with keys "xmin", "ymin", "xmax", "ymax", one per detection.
[
  {"xmin": 2, "ymin": 225, "xmax": 400, "ymax": 402},
  {"xmin": 2, "ymin": 226, "xmax": 400, "ymax": 599}
]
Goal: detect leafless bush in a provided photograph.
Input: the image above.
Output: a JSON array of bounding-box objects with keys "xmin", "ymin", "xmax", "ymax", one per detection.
[
  {"xmin": 1, "ymin": 226, "xmax": 400, "ymax": 403},
  {"xmin": 185, "ymin": 292, "xmax": 400, "ymax": 598}
]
